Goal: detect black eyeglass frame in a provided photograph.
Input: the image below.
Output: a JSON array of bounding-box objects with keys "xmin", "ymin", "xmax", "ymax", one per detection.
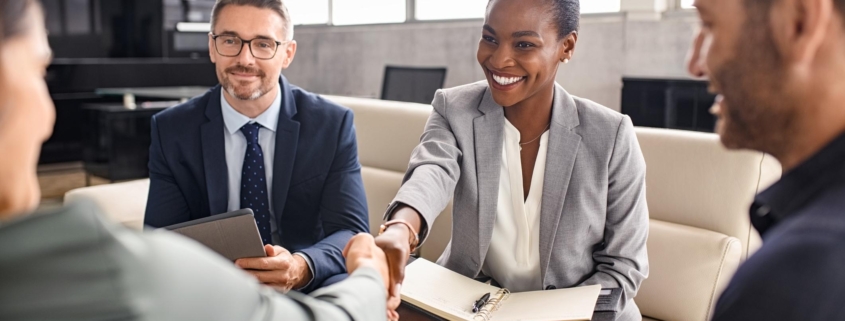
[{"xmin": 210, "ymin": 34, "xmax": 285, "ymax": 60}]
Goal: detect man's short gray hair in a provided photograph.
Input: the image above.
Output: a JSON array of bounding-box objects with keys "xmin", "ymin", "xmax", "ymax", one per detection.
[{"xmin": 211, "ymin": 0, "xmax": 294, "ymax": 41}]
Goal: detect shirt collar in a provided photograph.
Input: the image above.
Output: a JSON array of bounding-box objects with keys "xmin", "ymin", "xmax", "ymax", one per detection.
[
  {"xmin": 503, "ymin": 118, "xmax": 520, "ymax": 142},
  {"xmin": 752, "ymin": 131, "xmax": 845, "ymax": 235},
  {"xmin": 221, "ymin": 84, "xmax": 282, "ymax": 135}
]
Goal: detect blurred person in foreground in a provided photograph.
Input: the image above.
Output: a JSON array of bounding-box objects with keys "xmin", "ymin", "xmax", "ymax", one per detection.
[
  {"xmin": 688, "ymin": 0, "xmax": 845, "ymax": 319},
  {"xmin": 0, "ymin": 1, "xmax": 387, "ymax": 320}
]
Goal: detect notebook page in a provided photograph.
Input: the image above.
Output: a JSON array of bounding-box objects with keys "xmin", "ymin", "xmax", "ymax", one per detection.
[
  {"xmin": 401, "ymin": 259, "xmax": 501, "ymax": 321},
  {"xmin": 491, "ymin": 284, "xmax": 601, "ymax": 321}
]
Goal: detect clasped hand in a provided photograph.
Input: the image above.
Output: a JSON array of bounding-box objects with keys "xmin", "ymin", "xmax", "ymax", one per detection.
[{"xmin": 235, "ymin": 244, "xmax": 312, "ymax": 292}]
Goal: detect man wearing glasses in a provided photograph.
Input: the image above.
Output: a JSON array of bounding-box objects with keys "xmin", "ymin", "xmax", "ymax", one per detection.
[{"xmin": 144, "ymin": 0, "xmax": 370, "ymax": 294}]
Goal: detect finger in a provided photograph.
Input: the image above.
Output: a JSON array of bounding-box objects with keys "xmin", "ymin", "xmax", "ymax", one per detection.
[
  {"xmin": 244, "ymin": 269, "xmax": 294, "ymax": 290},
  {"xmin": 342, "ymin": 237, "xmax": 353, "ymax": 258},
  {"xmin": 344, "ymin": 233, "xmax": 368, "ymax": 258},
  {"xmin": 384, "ymin": 246, "xmax": 409, "ymax": 298},
  {"xmin": 242, "ymin": 269, "xmax": 276, "ymax": 284},
  {"xmin": 236, "ymin": 256, "xmax": 291, "ymax": 271},
  {"xmin": 265, "ymin": 245, "xmax": 290, "ymax": 257},
  {"xmin": 270, "ymin": 245, "xmax": 290, "ymax": 257},
  {"xmin": 387, "ymin": 290, "xmax": 402, "ymax": 310},
  {"xmin": 235, "ymin": 257, "xmax": 268, "ymax": 270},
  {"xmin": 387, "ymin": 309, "xmax": 399, "ymax": 321}
]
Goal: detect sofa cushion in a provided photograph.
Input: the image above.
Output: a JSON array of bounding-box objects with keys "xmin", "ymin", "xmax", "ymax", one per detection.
[
  {"xmin": 361, "ymin": 167, "xmax": 406, "ymax": 233},
  {"xmin": 63, "ymin": 179, "xmax": 150, "ymax": 231},
  {"xmin": 323, "ymin": 95, "xmax": 433, "ymax": 173},
  {"xmin": 331, "ymin": 95, "xmax": 454, "ymax": 261},
  {"xmin": 636, "ymin": 127, "xmax": 780, "ymax": 258},
  {"xmin": 636, "ymin": 219, "xmax": 741, "ymax": 321}
]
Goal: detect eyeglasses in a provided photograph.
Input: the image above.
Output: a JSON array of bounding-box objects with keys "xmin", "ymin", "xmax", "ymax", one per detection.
[{"xmin": 211, "ymin": 34, "xmax": 285, "ymax": 60}]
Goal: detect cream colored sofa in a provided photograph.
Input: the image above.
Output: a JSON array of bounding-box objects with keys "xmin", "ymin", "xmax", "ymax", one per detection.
[
  {"xmin": 65, "ymin": 95, "xmax": 781, "ymax": 321},
  {"xmin": 321, "ymin": 95, "xmax": 455, "ymax": 261},
  {"xmin": 634, "ymin": 128, "xmax": 780, "ymax": 321},
  {"xmin": 64, "ymin": 179, "xmax": 150, "ymax": 231}
]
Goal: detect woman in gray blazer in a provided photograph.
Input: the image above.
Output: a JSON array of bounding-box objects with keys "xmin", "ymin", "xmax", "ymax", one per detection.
[{"xmin": 375, "ymin": 0, "xmax": 649, "ymax": 319}]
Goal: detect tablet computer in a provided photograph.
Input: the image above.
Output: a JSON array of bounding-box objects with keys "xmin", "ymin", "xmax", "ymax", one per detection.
[{"xmin": 164, "ymin": 209, "xmax": 267, "ymax": 261}]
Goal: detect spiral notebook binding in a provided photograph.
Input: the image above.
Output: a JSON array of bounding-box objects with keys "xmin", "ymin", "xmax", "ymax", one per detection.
[{"xmin": 472, "ymin": 289, "xmax": 511, "ymax": 321}]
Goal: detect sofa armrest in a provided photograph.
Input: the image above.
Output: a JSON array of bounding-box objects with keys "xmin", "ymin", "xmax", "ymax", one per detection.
[{"xmin": 636, "ymin": 219, "xmax": 742, "ymax": 321}]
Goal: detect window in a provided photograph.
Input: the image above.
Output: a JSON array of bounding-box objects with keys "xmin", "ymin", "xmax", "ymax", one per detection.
[
  {"xmin": 681, "ymin": 0, "xmax": 696, "ymax": 9},
  {"xmin": 285, "ymin": 0, "xmax": 330, "ymax": 25},
  {"xmin": 581, "ymin": 0, "xmax": 621, "ymax": 13},
  {"xmin": 415, "ymin": 0, "xmax": 487, "ymax": 21},
  {"xmin": 332, "ymin": 0, "xmax": 407, "ymax": 26}
]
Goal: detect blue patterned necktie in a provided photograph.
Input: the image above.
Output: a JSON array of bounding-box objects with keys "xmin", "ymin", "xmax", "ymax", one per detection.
[{"xmin": 240, "ymin": 122, "xmax": 273, "ymax": 245}]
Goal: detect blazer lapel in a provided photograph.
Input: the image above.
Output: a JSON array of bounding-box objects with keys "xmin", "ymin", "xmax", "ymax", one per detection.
[
  {"xmin": 474, "ymin": 88, "xmax": 505, "ymax": 266},
  {"xmin": 271, "ymin": 76, "xmax": 300, "ymax": 227},
  {"xmin": 539, "ymin": 84, "xmax": 582, "ymax": 283},
  {"xmin": 201, "ymin": 86, "xmax": 230, "ymax": 216}
]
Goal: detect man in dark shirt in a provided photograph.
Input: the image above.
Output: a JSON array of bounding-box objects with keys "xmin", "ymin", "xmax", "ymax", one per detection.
[{"xmin": 687, "ymin": 0, "xmax": 845, "ymax": 320}]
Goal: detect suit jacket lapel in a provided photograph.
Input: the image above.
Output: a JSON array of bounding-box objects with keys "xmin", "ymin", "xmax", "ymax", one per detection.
[
  {"xmin": 539, "ymin": 84, "xmax": 582, "ymax": 283},
  {"xmin": 272, "ymin": 75, "xmax": 300, "ymax": 227},
  {"xmin": 474, "ymin": 88, "xmax": 504, "ymax": 267},
  {"xmin": 201, "ymin": 86, "xmax": 229, "ymax": 216}
]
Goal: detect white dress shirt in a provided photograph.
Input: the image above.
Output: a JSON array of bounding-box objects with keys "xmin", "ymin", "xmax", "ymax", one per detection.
[
  {"xmin": 481, "ymin": 119, "xmax": 549, "ymax": 293},
  {"xmin": 221, "ymin": 86, "xmax": 282, "ymax": 244},
  {"xmin": 221, "ymin": 87, "xmax": 315, "ymax": 286}
]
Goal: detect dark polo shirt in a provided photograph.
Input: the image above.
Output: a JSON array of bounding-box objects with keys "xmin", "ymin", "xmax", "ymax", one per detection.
[{"xmin": 712, "ymin": 133, "xmax": 845, "ymax": 321}]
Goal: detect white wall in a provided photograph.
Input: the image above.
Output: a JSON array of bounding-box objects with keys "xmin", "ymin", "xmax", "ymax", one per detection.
[{"xmin": 283, "ymin": 11, "xmax": 699, "ymax": 111}]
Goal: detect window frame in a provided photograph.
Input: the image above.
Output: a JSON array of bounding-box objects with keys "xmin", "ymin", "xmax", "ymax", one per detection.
[{"xmin": 285, "ymin": 0, "xmax": 690, "ymax": 28}]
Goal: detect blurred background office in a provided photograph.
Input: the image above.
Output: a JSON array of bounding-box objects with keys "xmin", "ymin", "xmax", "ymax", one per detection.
[{"xmin": 38, "ymin": 0, "xmax": 712, "ymax": 204}]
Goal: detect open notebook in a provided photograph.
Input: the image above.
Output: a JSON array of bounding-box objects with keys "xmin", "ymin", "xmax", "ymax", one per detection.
[{"xmin": 401, "ymin": 259, "xmax": 602, "ymax": 321}]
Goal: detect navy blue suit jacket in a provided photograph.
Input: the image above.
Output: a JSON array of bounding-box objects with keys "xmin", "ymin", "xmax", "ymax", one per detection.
[{"xmin": 144, "ymin": 76, "xmax": 369, "ymax": 293}]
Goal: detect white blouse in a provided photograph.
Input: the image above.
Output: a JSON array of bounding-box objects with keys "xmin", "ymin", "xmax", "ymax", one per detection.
[{"xmin": 481, "ymin": 119, "xmax": 549, "ymax": 293}]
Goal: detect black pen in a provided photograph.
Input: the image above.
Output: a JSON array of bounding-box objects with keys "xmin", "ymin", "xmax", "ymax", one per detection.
[{"xmin": 472, "ymin": 292, "xmax": 491, "ymax": 313}]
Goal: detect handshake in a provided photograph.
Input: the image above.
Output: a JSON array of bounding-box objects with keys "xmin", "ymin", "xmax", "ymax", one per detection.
[{"xmin": 343, "ymin": 233, "xmax": 401, "ymax": 321}]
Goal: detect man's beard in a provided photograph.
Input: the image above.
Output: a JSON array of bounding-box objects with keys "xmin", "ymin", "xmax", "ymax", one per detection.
[
  {"xmin": 711, "ymin": 25, "xmax": 796, "ymax": 154},
  {"xmin": 219, "ymin": 64, "xmax": 272, "ymax": 101}
]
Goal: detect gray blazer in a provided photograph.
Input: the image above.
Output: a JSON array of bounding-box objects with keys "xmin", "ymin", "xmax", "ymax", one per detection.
[
  {"xmin": 0, "ymin": 201, "xmax": 386, "ymax": 321},
  {"xmin": 388, "ymin": 81, "xmax": 649, "ymax": 320}
]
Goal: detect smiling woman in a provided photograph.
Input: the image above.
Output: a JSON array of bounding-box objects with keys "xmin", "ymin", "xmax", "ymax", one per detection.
[{"xmin": 374, "ymin": 1, "xmax": 650, "ymax": 320}]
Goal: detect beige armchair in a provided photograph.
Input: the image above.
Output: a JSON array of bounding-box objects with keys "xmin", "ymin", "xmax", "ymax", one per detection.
[
  {"xmin": 322, "ymin": 95, "xmax": 454, "ymax": 261},
  {"xmin": 635, "ymin": 128, "xmax": 780, "ymax": 321},
  {"xmin": 63, "ymin": 179, "xmax": 149, "ymax": 231}
]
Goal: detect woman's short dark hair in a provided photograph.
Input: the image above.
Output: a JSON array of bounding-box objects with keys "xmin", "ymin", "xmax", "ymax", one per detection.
[
  {"xmin": 488, "ymin": 0, "xmax": 579, "ymax": 39},
  {"xmin": 1, "ymin": 0, "xmax": 35, "ymax": 41},
  {"xmin": 550, "ymin": 0, "xmax": 580, "ymax": 39}
]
